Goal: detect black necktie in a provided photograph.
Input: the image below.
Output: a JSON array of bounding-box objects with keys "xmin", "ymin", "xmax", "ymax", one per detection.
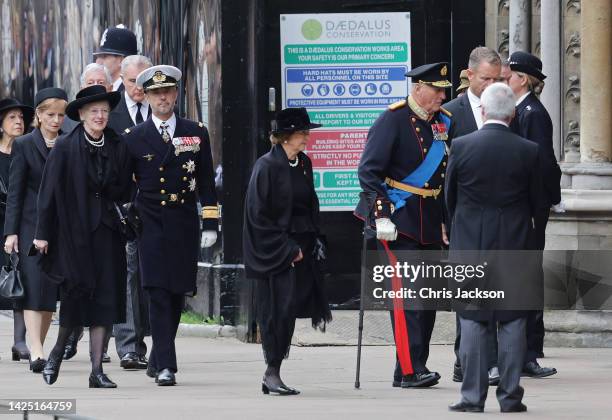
[{"xmin": 135, "ymin": 102, "xmax": 144, "ymax": 125}]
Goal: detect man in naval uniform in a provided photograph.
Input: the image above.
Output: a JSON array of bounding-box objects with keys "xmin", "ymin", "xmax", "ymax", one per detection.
[
  {"xmin": 122, "ymin": 65, "xmax": 219, "ymax": 386},
  {"xmin": 355, "ymin": 62, "xmax": 452, "ymax": 388}
]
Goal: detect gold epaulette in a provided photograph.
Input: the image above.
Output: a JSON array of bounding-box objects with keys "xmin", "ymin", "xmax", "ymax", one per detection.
[
  {"xmin": 440, "ymin": 106, "xmax": 452, "ymax": 117},
  {"xmin": 388, "ymin": 99, "xmax": 407, "ymax": 111},
  {"xmin": 124, "ymin": 128, "xmax": 131, "ymax": 133},
  {"xmin": 198, "ymin": 121, "xmax": 204, "ymax": 128}
]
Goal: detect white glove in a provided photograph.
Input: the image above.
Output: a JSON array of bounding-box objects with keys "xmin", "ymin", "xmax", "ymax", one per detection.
[
  {"xmin": 375, "ymin": 218, "xmax": 398, "ymax": 241},
  {"xmin": 551, "ymin": 201, "xmax": 566, "ymax": 213},
  {"xmin": 201, "ymin": 231, "xmax": 217, "ymax": 248}
]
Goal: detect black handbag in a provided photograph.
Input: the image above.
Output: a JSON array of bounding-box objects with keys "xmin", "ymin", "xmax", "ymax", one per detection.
[
  {"xmin": 0, "ymin": 253, "xmax": 24, "ymax": 299},
  {"xmin": 113, "ymin": 202, "xmax": 142, "ymax": 241}
]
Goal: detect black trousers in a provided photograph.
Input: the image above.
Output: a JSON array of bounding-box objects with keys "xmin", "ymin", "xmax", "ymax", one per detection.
[
  {"xmin": 146, "ymin": 287, "xmax": 184, "ymax": 372},
  {"xmin": 372, "ymin": 234, "xmax": 440, "ymax": 377}
]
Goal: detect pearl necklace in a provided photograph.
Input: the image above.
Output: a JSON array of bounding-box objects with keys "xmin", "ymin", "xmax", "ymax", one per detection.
[
  {"xmin": 288, "ymin": 155, "xmax": 299, "ymax": 167},
  {"xmin": 84, "ymin": 131, "xmax": 105, "ymax": 148},
  {"xmin": 43, "ymin": 136, "xmax": 57, "ymax": 148}
]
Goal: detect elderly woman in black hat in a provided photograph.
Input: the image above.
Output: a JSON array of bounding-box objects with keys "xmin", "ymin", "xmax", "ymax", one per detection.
[
  {"xmin": 33, "ymin": 85, "xmax": 132, "ymax": 388},
  {"xmin": 3, "ymin": 88, "xmax": 67, "ymax": 373},
  {"xmin": 0, "ymin": 98, "xmax": 33, "ymax": 363},
  {"xmin": 243, "ymin": 107, "xmax": 332, "ymax": 395}
]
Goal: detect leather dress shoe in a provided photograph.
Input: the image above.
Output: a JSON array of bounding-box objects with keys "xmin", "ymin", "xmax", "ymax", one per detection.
[
  {"xmin": 501, "ymin": 402, "xmax": 527, "ymax": 413},
  {"xmin": 261, "ymin": 377, "xmax": 300, "ymax": 395},
  {"xmin": 400, "ymin": 372, "xmax": 439, "ymax": 388},
  {"xmin": 156, "ymin": 368, "xmax": 176, "ymax": 386},
  {"xmin": 102, "ymin": 352, "xmax": 111, "ymax": 363},
  {"xmin": 30, "ymin": 357, "xmax": 47, "ymax": 373},
  {"xmin": 120, "ymin": 352, "xmax": 148, "ymax": 369},
  {"xmin": 146, "ymin": 363, "xmax": 157, "ymax": 379},
  {"xmin": 393, "ymin": 370, "xmax": 440, "ymax": 387},
  {"xmin": 12, "ymin": 345, "xmax": 30, "ymax": 361},
  {"xmin": 452, "ymin": 362, "xmax": 463, "ymax": 382},
  {"xmin": 522, "ymin": 361, "xmax": 557, "ymax": 378},
  {"xmin": 42, "ymin": 355, "xmax": 63, "ymax": 385},
  {"xmin": 488, "ymin": 366, "xmax": 500, "ymax": 386},
  {"xmin": 89, "ymin": 372, "xmax": 117, "ymax": 388},
  {"xmin": 449, "ymin": 401, "xmax": 484, "ymax": 413}
]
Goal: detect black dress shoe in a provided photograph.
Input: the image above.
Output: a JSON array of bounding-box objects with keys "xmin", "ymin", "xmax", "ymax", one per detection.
[
  {"xmin": 400, "ymin": 372, "xmax": 439, "ymax": 388},
  {"xmin": 156, "ymin": 368, "xmax": 176, "ymax": 386},
  {"xmin": 11, "ymin": 345, "xmax": 30, "ymax": 361},
  {"xmin": 42, "ymin": 356, "xmax": 63, "ymax": 385},
  {"xmin": 102, "ymin": 352, "xmax": 111, "ymax": 363},
  {"xmin": 501, "ymin": 403, "xmax": 527, "ymax": 413},
  {"xmin": 30, "ymin": 357, "xmax": 47, "ymax": 373},
  {"xmin": 449, "ymin": 401, "xmax": 484, "ymax": 413},
  {"xmin": 89, "ymin": 372, "xmax": 117, "ymax": 388},
  {"xmin": 146, "ymin": 363, "xmax": 157, "ymax": 379},
  {"xmin": 63, "ymin": 343, "xmax": 77, "ymax": 360},
  {"xmin": 453, "ymin": 362, "xmax": 463, "ymax": 382},
  {"xmin": 522, "ymin": 361, "xmax": 557, "ymax": 378},
  {"xmin": 261, "ymin": 377, "xmax": 300, "ymax": 395},
  {"xmin": 120, "ymin": 352, "xmax": 148, "ymax": 369},
  {"xmin": 488, "ymin": 366, "xmax": 500, "ymax": 386}
]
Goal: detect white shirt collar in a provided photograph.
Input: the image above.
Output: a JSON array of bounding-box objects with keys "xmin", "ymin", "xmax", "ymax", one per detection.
[
  {"xmin": 516, "ymin": 91, "xmax": 530, "ymax": 106},
  {"xmin": 483, "ymin": 119, "xmax": 509, "ymax": 128},
  {"xmin": 151, "ymin": 113, "xmax": 177, "ymax": 139},
  {"xmin": 124, "ymin": 92, "xmax": 149, "ymax": 124},
  {"xmin": 467, "ymin": 88, "xmax": 481, "ymax": 107},
  {"xmin": 112, "ymin": 78, "xmax": 122, "ymax": 92},
  {"xmin": 466, "ymin": 88, "xmax": 483, "ymax": 129}
]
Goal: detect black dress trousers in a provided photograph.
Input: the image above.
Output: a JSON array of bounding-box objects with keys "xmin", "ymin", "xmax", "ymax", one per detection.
[{"xmin": 146, "ymin": 287, "xmax": 184, "ymax": 372}]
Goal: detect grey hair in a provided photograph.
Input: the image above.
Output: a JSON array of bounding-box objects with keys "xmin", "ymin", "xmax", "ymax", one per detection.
[
  {"xmin": 80, "ymin": 63, "xmax": 112, "ymax": 87},
  {"xmin": 468, "ymin": 46, "xmax": 502, "ymax": 70},
  {"xmin": 120, "ymin": 55, "xmax": 153, "ymax": 73},
  {"xmin": 480, "ymin": 82, "xmax": 516, "ymax": 121}
]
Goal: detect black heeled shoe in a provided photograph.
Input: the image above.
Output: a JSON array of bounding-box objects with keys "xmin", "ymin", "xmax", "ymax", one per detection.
[
  {"xmin": 261, "ymin": 377, "xmax": 300, "ymax": 395},
  {"xmin": 29, "ymin": 357, "xmax": 47, "ymax": 373},
  {"xmin": 11, "ymin": 345, "xmax": 30, "ymax": 361},
  {"xmin": 42, "ymin": 355, "xmax": 63, "ymax": 385},
  {"xmin": 89, "ymin": 372, "xmax": 117, "ymax": 388}
]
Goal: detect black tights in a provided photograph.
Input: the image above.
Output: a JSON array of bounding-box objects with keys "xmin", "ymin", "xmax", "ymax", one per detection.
[
  {"xmin": 13, "ymin": 310, "xmax": 27, "ymax": 351},
  {"xmin": 264, "ymin": 360, "xmax": 284, "ymax": 386},
  {"xmin": 49, "ymin": 325, "xmax": 110, "ymax": 374}
]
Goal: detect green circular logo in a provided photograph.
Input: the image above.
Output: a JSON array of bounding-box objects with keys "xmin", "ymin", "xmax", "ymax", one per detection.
[{"xmin": 301, "ymin": 19, "xmax": 322, "ymax": 41}]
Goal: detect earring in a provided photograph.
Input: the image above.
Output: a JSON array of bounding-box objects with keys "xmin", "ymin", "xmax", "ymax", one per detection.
[{"xmin": 283, "ymin": 140, "xmax": 288, "ymax": 144}]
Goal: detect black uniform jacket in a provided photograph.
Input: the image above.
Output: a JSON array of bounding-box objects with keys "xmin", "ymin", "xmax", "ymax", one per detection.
[
  {"xmin": 243, "ymin": 144, "xmax": 319, "ymax": 279},
  {"xmin": 122, "ymin": 116, "xmax": 218, "ymax": 294},
  {"xmin": 511, "ymin": 92, "xmax": 561, "ymax": 208},
  {"xmin": 354, "ymin": 100, "xmax": 449, "ymax": 245},
  {"xmin": 446, "ymin": 123, "xmax": 540, "ymax": 322},
  {"xmin": 107, "ymin": 93, "xmax": 135, "ymax": 134},
  {"xmin": 35, "ymin": 124, "xmax": 132, "ymax": 297}
]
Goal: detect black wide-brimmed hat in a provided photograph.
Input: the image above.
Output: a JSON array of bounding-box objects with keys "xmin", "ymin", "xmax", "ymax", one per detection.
[
  {"xmin": 65, "ymin": 85, "xmax": 121, "ymax": 121},
  {"xmin": 34, "ymin": 87, "xmax": 68, "ymax": 108},
  {"xmin": 509, "ymin": 51, "xmax": 546, "ymax": 81},
  {"xmin": 271, "ymin": 107, "xmax": 322, "ymax": 134},
  {"xmin": 93, "ymin": 25, "xmax": 137, "ymax": 57},
  {"xmin": 0, "ymin": 98, "xmax": 34, "ymax": 127}
]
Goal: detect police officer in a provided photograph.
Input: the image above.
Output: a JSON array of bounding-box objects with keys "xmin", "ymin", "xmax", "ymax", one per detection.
[
  {"xmin": 122, "ymin": 65, "xmax": 219, "ymax": 386},
  {"xmin": 355, "ymin": 62, "xmax": 452, "ymax": 388},
  {"xmin": 93, "ymin": 25, "xmax": 138, "ymax": 92}
]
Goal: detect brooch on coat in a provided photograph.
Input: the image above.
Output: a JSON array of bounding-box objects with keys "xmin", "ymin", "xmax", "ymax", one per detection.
[{"xmin": 172, "ymin": 136, "xmax": 201, "ymax": 156}]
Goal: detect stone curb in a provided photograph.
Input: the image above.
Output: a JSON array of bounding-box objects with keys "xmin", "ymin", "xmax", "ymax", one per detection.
[{"xmin": 177, "ymin": 324, "xmax": 236, "ymax": 338}]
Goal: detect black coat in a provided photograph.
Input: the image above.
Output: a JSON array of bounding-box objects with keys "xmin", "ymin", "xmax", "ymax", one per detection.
[
  {"xmin": 445, "ymin": 123, "xmax": 540, "ymax": 322},
  {"xmin": 444, "ymin": 93, "xmax": 478, "ymax": 139},
  {"xmin": 122, "ymin": 116, "xmax": 218, "ymax": 294},
  {"xmin": 510, "ymin": 92, "xmax": 561, "ymax": 208},
  {"xmin": 35, "ymin": 125, "xmax": 132, "ymax": 297},
  {"xmin": 354, "ymin": 100, "xmax": 449, "ymax": 245},
  {"xmin": 107, "ymin": 93, "xmax": 151, "ymax": 134},
  {"xmin": 243, "ymin": 144, "xmax": 319, "ymax": 278}
]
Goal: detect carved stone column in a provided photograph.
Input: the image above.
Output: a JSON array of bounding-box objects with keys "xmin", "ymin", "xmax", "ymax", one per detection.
[
  {"xmin": 509, "ymin": 0, "xmax": 531, "ymax": 53},
  {"xmin": 540, "ymin": 0, "xmax": 561, "ymax": 160},
  {"xmin": 579, "ymin": 0, "xmax": 612, "ymax": 162}
]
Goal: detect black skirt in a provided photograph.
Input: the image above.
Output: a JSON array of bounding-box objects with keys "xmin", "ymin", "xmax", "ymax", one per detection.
[{"xmin": 58, "ymin": 223, "xmax": 126, "ymax": 328}]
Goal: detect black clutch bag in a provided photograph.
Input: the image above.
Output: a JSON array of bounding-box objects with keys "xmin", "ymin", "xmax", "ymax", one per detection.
[
  {"xmin": 113, "ymin": 202, "xmax": 142, "ymax": 241},
  {"xmin": 0, "ymin": 253, "xmax": 24, "ymax": 299}
]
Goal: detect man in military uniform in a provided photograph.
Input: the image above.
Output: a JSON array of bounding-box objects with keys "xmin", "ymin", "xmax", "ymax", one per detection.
[
  {"xmin": 122, "ymin": 65, "xmax": 219, "ymax": 386},
  {"xmin": 355, "ymin": 62, "xmax": 452, "ymax": 388}
]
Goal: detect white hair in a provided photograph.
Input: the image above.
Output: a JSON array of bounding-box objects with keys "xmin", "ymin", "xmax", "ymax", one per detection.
[
  {"xmin": 80, "ymin": 63, "xmax": 112, "ymax": 87},
  {"xmin": 121, "ymin": 55, "xmax": 153, "ymax": 73},
  {"xmin": 481, "ymin": 82, "xmax": 516, "ymax": 121}
]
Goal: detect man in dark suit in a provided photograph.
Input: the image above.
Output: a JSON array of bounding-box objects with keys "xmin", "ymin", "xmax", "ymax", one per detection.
[
  {"xmin": 444, "ymin": 47, "xmax": 502, "ymax": 384},
  {"xmin": 446, "ymin": 82, "xmax": 539, "ymax": 413},
  {"xmin": 508, "ymin": 51, "xmax": 561, "ymax": 378},
  {"xmin": 106, "ymin": 55, "xmax": 153, "ymax": 371},
  {"xmin": 355, "ymin": 62, "xmax": 452, "ymax": 388},
  {"xmin": 122, "ymin": 65, "xmax": 218, "ymax": 386},
  {"xmin": 93, "ymin": 25, "xmax": 138, "ymax": 92}
]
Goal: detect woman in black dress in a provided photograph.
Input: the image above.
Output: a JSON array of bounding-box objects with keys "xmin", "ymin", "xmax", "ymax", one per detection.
[
  {"xmin": 0, "ymin": 98, "xmax": 34, "ymax": 362},
  {"xmin": 243, "ymin": 107, "xmax": 332, "ymax": 395},
  {"xmin": 34, "ymin": 85, "xmax": 131, "ymax": 388},
  {"xmin": 4, "ymin": 88, "xmax": 67, "ymax": 373}
]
